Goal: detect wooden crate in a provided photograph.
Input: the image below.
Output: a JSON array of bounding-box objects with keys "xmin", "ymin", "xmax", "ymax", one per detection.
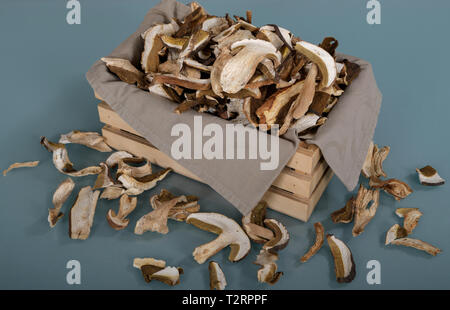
[{"xmin": 97, "ymin": 101, "xmax": 333, "ymax": 221}]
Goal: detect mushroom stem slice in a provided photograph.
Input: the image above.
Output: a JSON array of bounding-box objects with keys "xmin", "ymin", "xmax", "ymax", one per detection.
[
  {"xmin": 48, "ymin": 178, "xmax": 75, "ymax": 227},
  {"xmin": 300, "ymin": 222, "xmax": 325, "ymax": 263},
  {"xmin": 416, "ymin": 165, "xmax": 445, "ymax": 186},
  {"xmin": 369, "ymin": 177, "xmax": 413, "ymax": 201},
  {"xmin": 59, "ymin": 130, "xmax": 112, "ymax": 152},
  {"xmin": 3, "ymin": 161, "xmax": 39, "ymax": 176},
  {"xmin": 327, "ymin": 234, "xmax": 356, "ymax": 283},
  {"xmin": 390, "ymin": 238, "xmax": 441, "ymax": 256},
  {"xmin": 106, "ymin": 194, "xmax": 138, "ymax": 230},
  {"xmin": 352, "ymin": 185, "xmax": 380, "ymax": 237},
  {"xmin": 331, "ymin": 197, "xmax": 355, "ymax": 224},
  {"xmin": 186, "ymin": 212, "xmax": 251, "ymax": 264},
  {"xmin": 263, "ymin": 219, "xmax": 290, "ymax": 253},
  {"xmin": 69, "ymin": 186, "xmax": 100, "ymax": 240},
  {"xmin": 209, "ymin": 261, "xmax": 227, "ymax": 290}
]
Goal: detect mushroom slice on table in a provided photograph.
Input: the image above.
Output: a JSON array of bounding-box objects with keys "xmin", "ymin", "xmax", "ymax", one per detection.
[
  {"xmin": 389, "ymin": 238, "xmax": 441, "ymax": 256},
  {"xmin": 106, "ymin": 194, "xmax": 138, "ymax": 230},
  {"xmin": 59, "ymin": 130, "xmax": 112, "ymax": 152},
  {"xmin": 151, "ymin": 189, "xmax": 200, "ymax": 222},
  {"xmin": 186, "ymin": 212, "xmax": 251, "ymax": 264},
  {"xmin": 133, "ymin": 258, "xmax": 183, "ymax": 286},
  {"xmin": 361, "ymin": 142, "xmax": 390, "ymax": 178},
  {"xmin": 40, "ymin": 137, "xmax": 102, "ymax": 177},
  {"xmin": 101, "ymin": 57, "xmax": 147, "ymax": 90},
  {"xmin": 385, "ymin": 224, "xmax": 408, "ymax": 245},
  {"xmin": 118, "ymin": 168, "xmax": 172, "ymax": 196},
  {"xmin": 242, "ymin": 201, "xmax": 274, "ymax": 244},
  {"xmin": 105, "ymin": 151, "xmax": 134, "ymax": 167},
  {"xmin": 69, "ymin": 186, "xmax": 100, "ymax": 240},
  {"xmin": 3, "ymin": 161, "xmax": 39, "ymax": 176},
  {"xmin": 331, "ymin": 197, "xmax": 355, "ymax": 224},
  {"xmin": 352, "ymin": 185, "xmax": 380, "ymax": 237},
  {"xmin": 100, "ymin": 186, "xmax": 125, "ymax": 200},
  {"xmin": 369, "ymin": 177, "xmax": 413, "ymax": 201},
  {"xmin": 117, "ymin": 157, "xmax": 152, "ymax": 179},
  {"xmin": 402, "ymin": 209, "xmax": 423, "ymax": 234},
  {"xmin": 48, "ymin": 178, "xmax": 75, "ymax": 228},
  {"xmin": 93, "ymin": 163, "xmax": 115, "ymax": 190},
  {"xmin": 209, "ymin": 261, "xmax": 227, "ymax": 290},
  {"xmin": 300, "ymin": 222, "xmax": 325, "ymax": 263},
  {"xmin": 254, "ymin": 249, "xmax": 283, "ymax": 285},
  {"xmin": 416, "ymin": 165, "xmax": 445, "ymax": 186},
  {"xmin": 327, "ymin": 234, "xmax": 356, "ymax": 283},
  {"xmin": 263, "ymin": 219, "xmax": 290, "ymax": 253}
]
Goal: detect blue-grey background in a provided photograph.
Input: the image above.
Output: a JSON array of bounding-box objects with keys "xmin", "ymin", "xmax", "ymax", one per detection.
[{"xmin": 1, "ymin": 0, "xmax": 449, "ymax": 290}]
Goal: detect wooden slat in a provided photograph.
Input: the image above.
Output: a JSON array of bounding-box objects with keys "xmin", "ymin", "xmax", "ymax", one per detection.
[{"xmin": 97, "ymin": 102, "xmax": 322, "ymax": 175}]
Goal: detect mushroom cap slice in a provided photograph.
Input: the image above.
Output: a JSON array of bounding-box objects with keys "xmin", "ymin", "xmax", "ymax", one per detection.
[
  {"xmin": 403, "ymin": 209, "xmax": 423, "ymax": 234},
  {"xmin": 254, "ymin": 249, "xmax": 282, "ymax": 285},
  {"xmin": 209, "ymin": 261, "xmax": 227, "ymax": 290},
  {"xmin": 416, "ymin": 165, "xmax": 445, "ymax": 186},
  {"xmin": 117, "ymin": 157, "xmax": 152, "ymax": 179},
  {"xmin": 385, "ymin": 224, "xmax": 408, "ymax": 245},
  {"xmin": 242, "ymin": 201, "xmax": 274, "ymax": 244},
  {"xmin": 48, "ymin": 178, "xmax": 75, "ymax": 228},
  {"xmin": 149, "ymin": 266, "xmax": 183, "ymax": 286},
  {"xmin": 93, "ymin": 163, "xmax": 115, "ymax": 190},
  {"xmin": 395, "ymin": 207, "xmax": 419, "ymax": 218},
  {"xmin": 186, "ymin": 212, "xmax": 251, "ymax": 264},
  {"xmin": 69, "ymin": 186, "xmax": 100, "ymax": 240},
  {"xmin": 101, "ymin": 57, "xmax": 147, "ymax": 90},
  {"xmin": 327, "ymin": 234, "xmax": 356, "ymax": 283},
  {"xmin": 106, "ymin": 194, "xmax": 138, "ymax": 230},
  {"xmin": 263, "ymin": 219, "xmax": 290, "ymax": 253},
  {"xmin": 295, "ymin": 41, "xmax": 337, "ymax": 89},
  {"xmin": 369, "ymin": 177, "xmax": 413, "ymax": 201},
  {"xmin": 220, "ymin": 39, "xmax": 281, "ymax": 94}
]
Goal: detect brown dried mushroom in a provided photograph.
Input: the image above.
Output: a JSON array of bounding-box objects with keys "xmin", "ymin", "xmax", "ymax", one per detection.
[
  {"xmin": 3, "ymin": 161, "xmax": 39, "ymax": 176},
  {"xmin": 385, "ymin": 224, "xmax": 408, "ymax": 245},
  {"xmin": 361, "ymin": 142, "xmax": 390, "ymax": 178},
  {"xmin": 416, "ymin": 165, "xmax": 445, "ymax": 186},
  {"xmin": 118, "ymin": 167, "xmax": 172, "ymax": 195},
  {"xmin": 327, "ymin": 234, "xmax": 356, "ymax": 283},
  {"xmin": 242, "ymin": 201, "xmax": 274, "ymax": 244},
  {"xmin": 101, "ymin": 57, "xmax": 147, "ymax": 90},
  {"xmin": 300, "ymin": 222, "xmax": 325, "ymax": 263},
  {"xmin": 106, "ymin": 194, "xmax": 138, "ymax": 230},
  {"xmin": 254, "ymin": 249, "xmax": 283, "ymax": 285},
  {"xmin": 209, "ymin": 261, "xmax": 227, "ymax": 290},
  {"xmin": 262, "ymin": 219, "xmax": 290, "ymax": 254},
  {"xmin": 151, "ymin": 189, "xmax": 200, "ymax": 222},
  {"xmin": 352, "ymin": 185, "xmax": 380, "ymax": 237},
  {"xmin": 133, "ymin": 258, "xmax": 183, "ymax": 286},
  {"xmin": 186, "ymin": 212, "xmax": 251, "ymax": 264},
  {"xmin": 59, "ymin": 130, "xmax": 112, "ymax": 152},
  {"xmin": 369, "ymin": 177, "xmax": 413, "ymax": 201},
  {"xmin": 69, "ymin": 186, "xmax": 100, "ymax": 240},
  {"xmin": 48, "ymin": 178, "xmax": 75, "ymax": 227},
  {"xmin": 331, "ymin": 197, "xmax": 355, "ymax": 224}
]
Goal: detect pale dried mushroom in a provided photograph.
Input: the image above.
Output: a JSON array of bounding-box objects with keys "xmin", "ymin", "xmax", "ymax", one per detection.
[
  {"xmin": 402, "ymin": 209, "xmax": 423, "ymax": 234},
  {"xmin": 93, "ymin": 163, "xmax": 115, "ymax": 190},
  {"xmin": 69, "ymin": 186, "xmax": 100, "ymax": 240},
  {"xmin": 48, "ymin": 178, "xmax": 75, "ymax": 227},
  {"xmin": 416, "ymin": 165, "xmax": 445, "ymax": 186},
  {"xmin": 254, "ymin": 249, "xmax": 283, "ymax": 285},
  {"xmin": 352, "ymin": 185, "xmax": 380, "ymax": 237},
  {"xmin": 263, "ymin": 219, "xmax": 290, "ymax": 253},
  {"xmin": 209, "ymin": 261, "xmax": 227, "ymax": 290},
  {"xmin": 361, "ymin": 142, "xmax": 390, "ymax": 178},
  {"xmin": 3, "ymin": 161, "xmax": 39, "ymax": 176},
  {"xmin": 101, "ymin": 57, "xmax": 147, "ymax": 89},
  {"xmin": 117, "ymin": 157, "xmax": 152, "ymax": 179},
  {"xmin": 151, "ymin": 189, "xmax": 200, "ymax": 222},
  {"xmin": 385, "ymin": 224, "xmax": 408, "ymax": 245},
  {"xmin": 105, "ymin": 151, "xmax": 134, "ymax": 167},
  {"xmin": 106, "ymin": 194, "xmax": 138, "ymax": 230},
  {"xmin": 369, "ymin": 177, "xmax": 413, "ymax": 201},
  {"xmin": 118, "ymin": 167, "xmax": 172, "ymax": 195},
  {"xmin": 327, "ymin": 234, "xmax": 356, "ymax": 283},
  {"xmin": 395, "ymin": 207, "xmax": 419, "ymax": 218},
  {"xmin": 100, "ymin": 186, "xmax": 125, "ymax": 200},
  {"xmin": 300, "ymin": 222, "xmax": 325, "ymax": 263},
  {"xmin": 389, "ymin": 238, "xmax": 441, "ymax": 256},
  {"xmin": 186, "ymin": 212, "xmax": 251, "ymax": 264},
  {"xmin": 133, "ymin": 258, "xmax": 183, "ymax": 286},
  {"xmin": 331, "ymin": 197, "xmax": 355, "ymax": 224},
  {"xmin": 59, "ymin": 130, "xmax": 112, "ymax": 152}
]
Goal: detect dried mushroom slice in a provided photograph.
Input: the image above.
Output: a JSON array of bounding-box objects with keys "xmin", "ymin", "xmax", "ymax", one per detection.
[
  {"xmin": 186, "ymin": 212, "xmax": 251, "ymax": 264},
  {"xmin": 309, "ymin": 91, "xmax": 332, "ymax": 115},
  {"xmin": 209, "ymin": 261, "xmax": 227, "ymax": 290},
  {"xmin": 105, "ymin": 151, "xmax": 134, "ymax": 167},
  {"xmin": 403, "ymin": 209, "xmax": 423, "ymax": 234},
  {"xmin": 93, "ymin": 163, "xmax": 115, "ymax": 190},
  {"xmin": 331, "ymin": 197, "xmax": 355, "ymax": 224},
  {"xmin": 254, "ymin": 249, "xmax": 283, "ymax": 285},
  {"xmin": 106, "ymin": 194, "xmax": 138, "ymax": 230},
  {"xmin": 175, "ymin": 5, "xmax": 207, "ymax": 37},
  {"xmin": 395, "ymin": 207, "xmax": 419, "ymax": 218},
  {"xmin": 133, "ymin": 257, "xmax": 166, "ymax": 270},
  {"xmin": 160, "ymin": 35, "xmax": 188, "ymax": 50},
  {"xmin": 202, "ymin": 16, "xmax": 229, "ymax": 36},
  {"xmin": 59, "ymin": 130, "xmax": 112, "ymax": 152},
  {"xmin": 117, "ymin": 157, "xmax": 152, "ymax": 179},
  {"xmin": 69, "ymin": 186, "xmax": 100, "ymax": 240},
  {"xmin": 416, "ymin": 165, "xmax": 445, "ymax": 186},
  {"xmin": 369, "ymin": 177, "xmax": 413, "ymax": 201},
  {"xmin": 210, "ymin": 48, "xmax": 233, "ymax": 97},
  {"xmin": 149, "ymin": 189, "xmax": 199, "ymax": 222},
  {"xmin": 300, "ymin": 222, "xmax": 325, "ymax": 263},
  {"xmin": 339, "ymin": 60, "xmax": 361, "ymax": 86},
  {"xmin": 389, "ymin": 238, "xmax": 441, "ymax": 256},
  {"xmin": 327, "ymin": 234, "xmax": 356, "ymax": 283},
  {"xmin": 216, "ymin": 29, "xmax": 255, "ymax": 51},
  {"xmin": 133, "ymin": 258, "xmax": 183, "ymax": 286},
  {"xmin": 118, "ymin": 168, "xmax": 172, "ymax": 196},
  {"xmin": 48, "ymin": 178, "xmax": 75, "ymax": 228},
  {"xmin": 290, "ymin": 113, "xmax": 320, "ymax": 134},
  {"xmin": 3, "ymin": 161, "xmax": 39, "ymax": 176},
  {"xmin": 242, "ymin": 201, "xmax": 274, "ymax": 244},
  {"xmin": 141, "ymin": 21, "xmax": 179, "ymax": 73},
  {"xmin": 292, "ymin": 64, "xmax": 318, "ymax": 119},
  {"xmin": 101, "ymin": 57, "xmax": 147, "ymax": 90},
  {"xmin": 295, "ymin": 41, "xmax": 337, "ymax": 89},
  {"xmin": 352, "ymin": 185, "xmax": 380, "ymax": 237},
  {"xmin": 40, "ymin": 137, "xmax": 102, "ymax": 177},
  {"xmin": 100, "ymin": 186, "xmax": 125, "ymax": 200},
  {"xmin": 263, "ymin": 219, "xmax": 290, "ymax": 253},
  {"xmin": 220, "ymin": 39, "xmax": 281, "ymax": 94},
  {"xmin": 153, "ymin": 74, "xmax": 211, "ymax": 90},
  {"xmin": 385, "ymin": 224, "xmax": 408, "ymax": 245},
  {"xmin": 319, "ymin": 37, "xmax": 339, "ymax": 57},
  {"xmin": 361, "ymin": 142, "xmax": 390, "ymax": 178}
]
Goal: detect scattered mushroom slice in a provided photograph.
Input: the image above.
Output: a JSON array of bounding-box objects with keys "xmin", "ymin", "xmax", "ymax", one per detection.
[
  {"xmin": 106, "ymin": 194, "xmax": 138, "ymax": 230},
  {"xmin": 403, "ymin": 209, "xmax": 423, "ymax": 234},
  {"xmin": 133, "ymin": 258, "xmax": 183, "ymax": 286},
  {"xmin": 134, "ymin": 190, "xmax": 182, "ymax": 235},
  {"xmin": 389, "ymin": 238, "xmax": 441, "ymax": 256},
  {"xmin": 416, "ymin": 165, "xmax": 445, "ymax": 186},
  {"xmin": 153, "ymin": 74, "xmax": 211, "ymax": 90},
  {"xmin": 263, "ymin": 219, "xmax": 290, "ymax": 253},
  {"xmin": 186, "ymin": 212, "xmax": 251, "ymax": 264},
  {"xmin": 327, "ymin": 234, "xmax": 356, "ymax": 283},
  {"xmin": 118, "ymin": 168, "xmax": 172, "ymax": 196},
  {"xmin": 100, "ymin": 186, "xmax": 125, "ymax": 200},
  {"xmin": 352, "ymin": 185, "xmax": 380, "ymax": 237},
  {"xmin": 361, "ymin": 142, "xmax": 390, "ymax": 178},
  {"xmin": 220, "ymin": 39, "xmax": 281, "ymax": 94},
  {"xmin": 254, "ymin": 249, "xmax": 282, "ymax": 285},
  {"xmin": 3, "ymin": 161, "xmax": 39, "ymax": 176},
  {"xmin": 117, "ymin": 157, "xmax": 152, "ymax": 179},
  {"xmin": 48, "ymin": 178, "xmax": 75, "ymax": 228},
  {"xmin": 209, "ymin": 261, "xmax": 227, "ymax": 290},
  {"xmin": 395, "ymin": 207, "xmax": 419, "ymax": 218},
  {"xmin": 385, "ymin": 224, "xmax": 408, "ymax": 245},
  {"xmin": 59, "ymin": 130, "xmax": 112, "ymax": 152},
  {"xmin": 69, "ymin": 186, "xmax": 100, "ymax": 240},
  {"xmin": 133, "ymin": 257, "xmax": 166, "ymax": 270},
  {"xmin": 331, "ymin": 197, "xmax": 355, "ymax": 224},
  {"xmin": 295, "ymin": 41, "xmax": 337, "ymax": 89},
  {"xmin": 105, "ymin": 151, "xmax": 134, "ymax": 167},
  {"xmin": 93, "ymin": 163, "xmax": 115, "ymax": 190},
  {"xmin": 151, "ymin": 189, "xmax": 200, "ymax": 222},
  {"xmin": 40, "ymin": 137, "xmax": 102, "ymax": 177},
  {"xmin": 242, "ymin": 201, "xmax": 274, "ymax": 244},
  {"xmin": 369, "ymin": 177, "xmax": 413, "ymax": 201},
  {"xmin": 141, "ymin": 21, "xmax": 179, "ymax": 73},
  {"xmin": 101, "ymin": 57, "xmax": 147, "ymax": 89},
  {"xmin": 300, "ymin": 222, "xmax": 325, "ymax": 263}
]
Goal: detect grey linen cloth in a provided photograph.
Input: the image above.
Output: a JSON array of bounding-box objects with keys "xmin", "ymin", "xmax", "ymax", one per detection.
[{"xmin": 86, "ymin": 0, "xmax": 382, "ymax": 215}]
